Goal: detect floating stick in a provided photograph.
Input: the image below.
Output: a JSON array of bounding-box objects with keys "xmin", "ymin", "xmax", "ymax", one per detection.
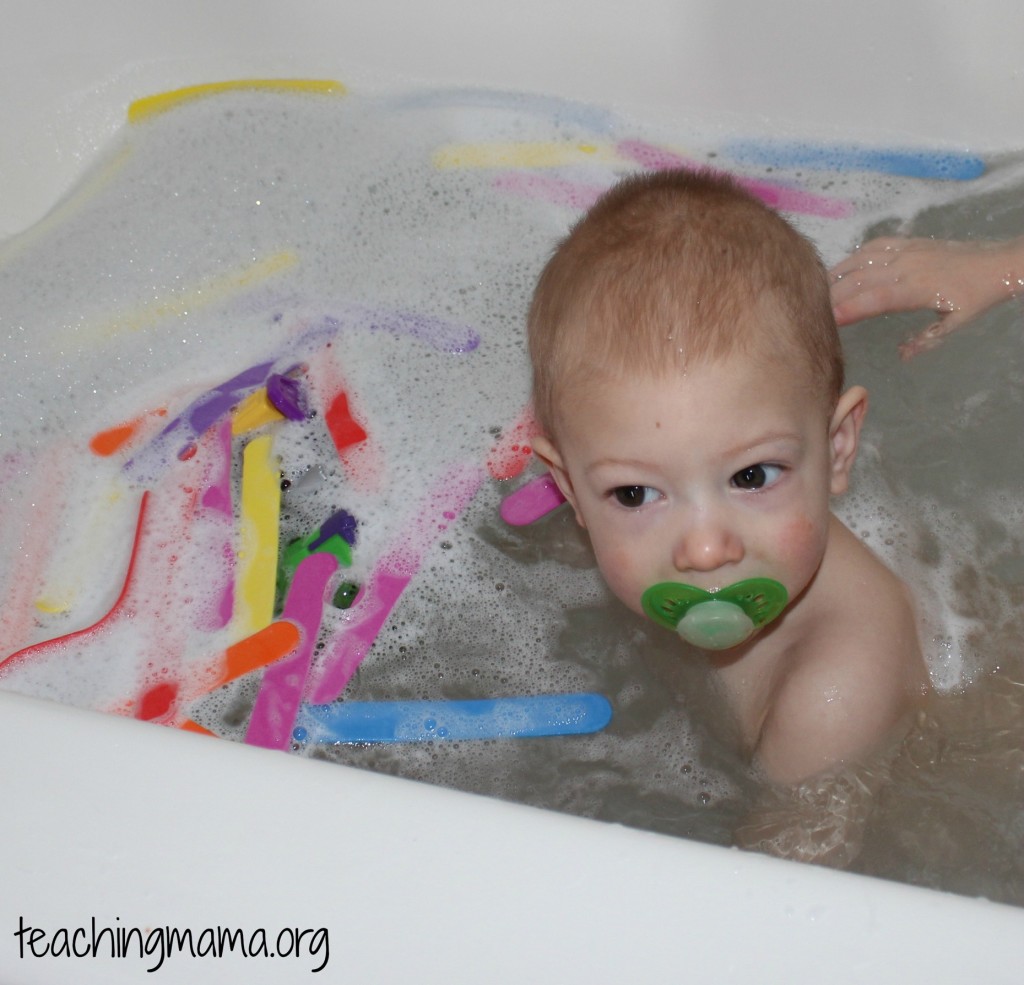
[
  {"xmin": 617, "ymin": 140, "xmax": 854, "ymax": 219},
  {"xmin": 293, "ymin": 693, "xmax": 613, "ymax": 744},
  {"xmin": 491, "ymin": 171, "xmax": 605, "ymax": 211},
  {"xmin": 500, "ymin": 474, "xmax": 566, "ymax": 526},
  {"xmin": 89, "ymin": 407, "xmax": 167, "ymax": 456},
  {"xmin": 324, "ymin": 389, "xmax": 368, "ymax": 456},
  {"xmin": 231, "ymin": 387, "xmax": 285, "ymax": 435},
  {"xmin": 722, "ymin": 139, "xmax": 986, "ymax": 181},
  {"xmin": 277, "ymin": 509, "xmax": 356, "ymax": 611},
  {"xmin": 234, "ymin": 434, "xmax": 281, "ymax": 637},
  {"xmin": 60, "ymin": 252, "xmax": 298, "ymax": 350},
  {"xmin": 432, "ymin": 141, "xmax": 619, "ymax": 169},
  {"xmin": 211, "ymin": 619, "xmax": 302, "ymax": 691},
  {"xmin": 0, "ymin": 492, "xmax": 150, "ymax": 676},
  {"xmin": 198, "ymin": 420, "xmax": 235, "ymax": 630},
  {"xmin": 246, "ymin": 553, "xmax": 338, "ymax": 750},
  {"xmin": 307, "ymin": 462, "xmax": 485, "ymax": 703},
  {"xmin": 176, "ymin": 620, "xmax": 302, "ymax": 734},
  {"xmin": 126, "ymin": 360, "xmax": 274, "ymax": 481},
  {"xmin": 127, "ymin": 79, "xmax": 346, "ymax": 124}
]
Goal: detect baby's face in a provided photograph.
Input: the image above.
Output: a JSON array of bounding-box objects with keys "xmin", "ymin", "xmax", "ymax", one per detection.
[{"xmin": 543, "ymin": 350, "xmax": 844, "ymax": 622}]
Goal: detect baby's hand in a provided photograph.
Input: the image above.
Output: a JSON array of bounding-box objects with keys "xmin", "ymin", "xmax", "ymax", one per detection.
[{"xmin": 828, "ymin": 236, "xmax": 1024, "ymax": 360}]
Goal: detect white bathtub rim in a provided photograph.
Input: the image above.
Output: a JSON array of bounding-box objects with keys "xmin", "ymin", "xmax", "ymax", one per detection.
[{"xmin": 2, "ymin": 688, "xmax": 1023, "ymax": 985}]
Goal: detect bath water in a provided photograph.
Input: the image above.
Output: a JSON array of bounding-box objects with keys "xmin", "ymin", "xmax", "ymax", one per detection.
[{"xmin": 1, "ymin": 81, "xmax": 1022, "ymax": 903}]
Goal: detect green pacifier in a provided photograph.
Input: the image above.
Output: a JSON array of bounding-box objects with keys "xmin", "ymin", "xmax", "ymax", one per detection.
[{"xmin": 641, "ymin": 578, "xmax": 788, "ymax": 651}]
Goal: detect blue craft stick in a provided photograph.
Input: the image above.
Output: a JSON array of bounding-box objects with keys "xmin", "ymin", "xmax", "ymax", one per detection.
[
  {"xmin": 292, "ymin": 693, "xmax": 613, "ymax": 744},
  {"xmin": 724, "ymin": 139, "xmax": 985, "ymax": 181}
]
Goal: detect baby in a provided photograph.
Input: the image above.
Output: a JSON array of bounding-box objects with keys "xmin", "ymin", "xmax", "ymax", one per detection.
[{"xmin": 527, "ymin": 169, "xmax": 928, "ymax": 786}]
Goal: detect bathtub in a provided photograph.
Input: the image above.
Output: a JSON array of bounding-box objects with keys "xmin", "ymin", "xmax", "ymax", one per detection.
[{"xmin": 3, "ymin": 2, "xmax": 1024, "ymax": 983}]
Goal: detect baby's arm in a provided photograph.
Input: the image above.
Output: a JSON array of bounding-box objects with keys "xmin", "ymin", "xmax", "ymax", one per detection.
[
  {"xmin": 829, "ymin": 236, "xmax": 1024, "ymax": 359},
  {"xmin": 753, "ymin": 633, "xmax": 916, "ymax": 785},
  {"xmin": 752, "ymin": 542, "xmax": 925, "ymax": 787}
]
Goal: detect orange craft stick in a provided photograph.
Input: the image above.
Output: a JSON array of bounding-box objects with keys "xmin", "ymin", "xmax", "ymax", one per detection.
[
  {"xmin": 175, "ymin": 620, "xmax": 301, "ymax": 734},
  {"xmin": 212, "ymin": 619, "xmax": 300, "ymax": 689}
]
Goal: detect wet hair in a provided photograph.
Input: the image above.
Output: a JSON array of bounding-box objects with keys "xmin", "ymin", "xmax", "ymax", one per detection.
[{"xmin": 527, "ymin": 168, "xmax": 843, "ymax": 435}]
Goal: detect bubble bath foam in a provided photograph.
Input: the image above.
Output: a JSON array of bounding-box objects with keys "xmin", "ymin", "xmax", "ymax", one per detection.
[{"xmin": 2, "ymin": 3, "xmax": 1024, "ymax": 984}]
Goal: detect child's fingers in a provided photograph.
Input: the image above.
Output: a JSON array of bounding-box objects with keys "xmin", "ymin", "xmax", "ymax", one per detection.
[
  {"xmin": 828, "ymin": 237, "xmax": 907, "ymax": 279},
  {"xmin": 832, "ymin": 280, "xmax": 920, "ymax": 325},
  {"xmin": 897, "ymin": 312, "xmax": 968, "ymax": 361}
]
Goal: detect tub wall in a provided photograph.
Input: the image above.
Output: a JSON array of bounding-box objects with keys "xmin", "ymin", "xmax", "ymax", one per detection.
[
  {"xmin": 4, "ymin": 0, "xmax": 1024, "ymax": 237},
  {"xmin": 3, "ymin": 2, "xmax": 1024, "ymax": 983}
]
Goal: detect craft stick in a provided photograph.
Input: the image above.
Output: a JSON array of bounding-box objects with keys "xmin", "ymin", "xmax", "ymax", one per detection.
[
  {"xmin": 500, "ymin": 473, "xmax": 566, "ymax": 526},
  {"xmin": 176, "ymin": 620, "xmax": 302, "ymax": 734},
  {"xmin": 245, "ymin": 553, "xmax": 338, "ymax": 750},
  {"xmin": 307, "ymin": 462, "xmax": 484, "ymax": 703},
  {"xmin": 233, "ymin": 434, "xmax": 281, "ymax": 637},
  {"xmin": 199, "ymin": 419, "xmax": 235, "ymax": 630},
  {"xmin": 214, "ymin": 619, "xmax": 301, "ymax": 690},
  {"xmin": 0, "ymin": 492, "xmax": 150, "ymax": 676},
  {"xmin": 293, "ymin": 693, "xmax": 613, "ymax": 744},
  {"xmin": 432, "ymin": 141, "xmax": 619, "ymax": 169},
  {"xmin": 231, "ymin": 387, "xmax": 285, "ymax": 435},
  {"xmin": 128, "ymin": 79, "xmax": 346, "ymax": 124}
]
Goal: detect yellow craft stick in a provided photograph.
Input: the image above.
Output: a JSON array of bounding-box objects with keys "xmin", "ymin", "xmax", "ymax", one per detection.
[
  {"xmin": 34, "ymin": 478, "xmax": 129, "ymax": 614},
  {"xmin": 0, "ymin": 145, "xmax": 133, "ymax": 268},
  {"xmin": 128, "ymin": 78, "xmax": 346, "ymax": 124},
  {"xmin": 231, "ymin": 387, "xmax": 285, "ymax": 436},
  {"xmin": 54, "ymin": 251, "xmax": 298, "ymax": 351},
  {"xmin": 432, "ymin": 141, "xmax": 619, "ymax": 170},
  {"xmin": 235, "ymin": 434, "xmax": 281, "ymax": 637}
]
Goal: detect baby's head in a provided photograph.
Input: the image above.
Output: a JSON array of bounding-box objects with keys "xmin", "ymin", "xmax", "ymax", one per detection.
[
  {"xmin": 528, "ymin": 169, "xmax": 865, "ymax": 649},
  {"xmin": 528, "ymin": 168, "xmax": 842, "ymax": 437}
]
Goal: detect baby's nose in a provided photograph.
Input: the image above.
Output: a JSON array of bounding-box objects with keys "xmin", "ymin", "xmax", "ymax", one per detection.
[{"xmin": 671, "ymin": 513, "xmax": 744, "ymax": 575}]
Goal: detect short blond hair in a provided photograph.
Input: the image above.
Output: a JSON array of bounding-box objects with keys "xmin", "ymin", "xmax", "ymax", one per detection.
[{"xmin": 527, "ymin": 168, "xmax": 843, "ymax": 435}]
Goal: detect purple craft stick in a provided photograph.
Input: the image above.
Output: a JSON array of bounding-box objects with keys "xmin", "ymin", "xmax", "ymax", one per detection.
[
  {"xmin": 188, "ymin": 362, "xmax": 275, "ymax": 437},
  {"xmin": 308, "ymin": 509, "xmax": 358, "ymax": 551},
  {"xmin": 123, "ymin": 303, "xmax": 482, "ymax": 486},
  {"xmin": 125, "ymin": 361, "xmax": 275, "ymax": 482},
  {"xmin": 266, "ymin": 373, "xmax": 308, "ymax": 421},
  {"xmin": 316, "ymin": 308, "xmax": 480, "ymax": 354},
  {"xmin": 245, "ymin": 552, "xmax": 338, "ymax": 750},
  {"xmin": 307, "ymin": 462, "xmax": 484, "ymax": 703}
]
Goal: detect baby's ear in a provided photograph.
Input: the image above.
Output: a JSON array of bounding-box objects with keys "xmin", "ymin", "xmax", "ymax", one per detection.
[
  {"xmin": 531, "ymin": 434, "xmax": 585, "ymax": 527},
  {"xmin": 828, "ymin": 385, "xmax": 868, "ymax": 495}
]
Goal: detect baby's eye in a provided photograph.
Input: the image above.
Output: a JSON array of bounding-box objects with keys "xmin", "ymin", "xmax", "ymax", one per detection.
[
  {"xmin": 612, "ymin": 485, "xmax": 660, "ymax": 508},
  {"xmin": 731, "ymin": 463, "xmax": 784, "ymax": 491}
]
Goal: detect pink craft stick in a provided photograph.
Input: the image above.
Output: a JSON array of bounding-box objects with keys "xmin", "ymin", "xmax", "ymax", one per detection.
[
  {"xmin": 491, "ymin": 172, "xmax": 605, "ymax": 211},
  {"xmin": 616, "ymin": 140, "xmax": 853, "ymax": 219},
  {"xmin": 500, "ymin": 473, "xmax": 566, "ymax": 526},
  {"xmin": 307, "ymin": 462, "xmax": 485, "ymax": 703},
  {"xmin": 198, "ymin": 419, "xmax": 235, "ymax": 630},
  {"xmin": 245, "ymin": 552, "xmax": 338, "ymax": 750}
]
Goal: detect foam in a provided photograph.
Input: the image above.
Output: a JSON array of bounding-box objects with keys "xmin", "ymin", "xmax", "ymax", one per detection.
[{"xmin": 3, "ymin": 82, "xmax": 1024, "ymax": 883}]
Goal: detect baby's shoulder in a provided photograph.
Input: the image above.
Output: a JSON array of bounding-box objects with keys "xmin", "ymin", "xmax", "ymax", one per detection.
[
  {"xmin": 756, "ymin": 523, "xmax": 925, "ymax": 782},
  {"xmin": 819, "ymin": 515, "xmax": 919, "ymax": 641},
  {"xmin": 758, "ymin": 640, "xmax": 918, "ymax": 782}
]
